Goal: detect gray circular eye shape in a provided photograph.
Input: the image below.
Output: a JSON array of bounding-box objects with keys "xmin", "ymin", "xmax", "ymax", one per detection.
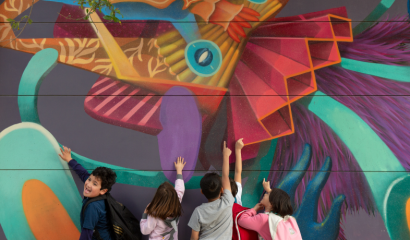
[{"xmin": 194, "ymin": 48, "xmax": 213, "ymax": 67}]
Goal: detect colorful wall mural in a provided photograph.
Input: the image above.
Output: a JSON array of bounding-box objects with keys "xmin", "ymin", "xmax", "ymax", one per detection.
[{"xmin": 0, "ymin": 0, "xmax": 409, "ymax": 238}]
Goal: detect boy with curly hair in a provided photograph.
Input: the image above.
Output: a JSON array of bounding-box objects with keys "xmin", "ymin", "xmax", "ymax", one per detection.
[{"xmin": 59, "ymin": 146, "xmax": 117, "ymax": 240}]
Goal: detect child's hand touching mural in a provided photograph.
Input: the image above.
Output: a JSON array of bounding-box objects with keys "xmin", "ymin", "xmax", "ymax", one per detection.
[
  {"xmin": 59, "ymin": 146, "xmax": 72, "ymax": 163},
  {"xmin": 174, "ymin": 156, "xmax": 186, "ymax": 176}
]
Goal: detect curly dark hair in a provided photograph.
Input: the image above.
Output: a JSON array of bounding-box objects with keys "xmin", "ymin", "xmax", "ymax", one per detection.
[
  {"xmin": 91, "ymin": 167, "xmax": 117, "ymax": 192},
  {"xmin": 200, "ymin": 172, "xmax": 222, "ymax": 199}
]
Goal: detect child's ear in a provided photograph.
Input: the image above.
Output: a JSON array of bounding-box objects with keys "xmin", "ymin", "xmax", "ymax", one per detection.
[
  {"xmin": 200, "ymin": 189, "xmax": 203, "ymax": 195},
  {"xmin": 99, "ymin": 188, "xmax": 108, "ymax": 195}
]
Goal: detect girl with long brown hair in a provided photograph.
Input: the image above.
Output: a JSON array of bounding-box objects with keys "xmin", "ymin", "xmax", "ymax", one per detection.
[{"xmin": 140, "ymin": 157, "xmax": 186, "ymax": 240}]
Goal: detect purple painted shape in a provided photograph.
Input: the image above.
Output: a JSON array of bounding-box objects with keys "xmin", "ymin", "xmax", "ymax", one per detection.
[{"xmin": 157, "ymin": 87, "xmax": 202, "ymax": 182}]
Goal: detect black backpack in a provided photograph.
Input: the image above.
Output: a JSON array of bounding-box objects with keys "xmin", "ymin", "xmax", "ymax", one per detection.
[{"xmin": 82, "ymin": 193, "xmax": 142, "ymax": 240}]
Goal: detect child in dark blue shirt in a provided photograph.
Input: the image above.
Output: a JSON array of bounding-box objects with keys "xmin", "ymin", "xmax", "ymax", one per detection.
[{"xmin": 59, "ymin": 146, "xmax": 117, "ymax": 240}]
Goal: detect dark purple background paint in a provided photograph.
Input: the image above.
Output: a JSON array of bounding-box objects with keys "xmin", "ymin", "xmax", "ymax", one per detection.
[{"xmin": 158, "ymin": 87, "xmax": 202, "ymax": 182}]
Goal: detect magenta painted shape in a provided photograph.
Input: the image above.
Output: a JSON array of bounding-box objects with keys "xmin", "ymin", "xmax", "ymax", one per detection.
[
  {"xmin": 53, "ymin": 4, "xmax": 176, "ymax": 38},
  {"xmin": 84, "ymin": 76, "xmax": 163, "ymax": 135},
  {"xmin": 157, "ymin": 87, "xmax": 202, "ymax": 182}
]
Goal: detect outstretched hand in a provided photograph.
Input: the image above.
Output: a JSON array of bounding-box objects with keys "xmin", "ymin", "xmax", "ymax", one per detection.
[
  {"xmin": 59, "ymin": 146, "xmax": 72, "ymax": 163},
  {"xmin": 174, "ymin": 157, "xmax": 186, "ymax": 175},
  {"xmin": 223, "ymin": 141, "xmax": 232, "ymax": 158},
  {"xmin": 263, "ymin": 178, "xmax": 271, "ymax": 193},
  {"xmin": 235, "ymin": 138, "xmax": 244, "ymax": 150}
]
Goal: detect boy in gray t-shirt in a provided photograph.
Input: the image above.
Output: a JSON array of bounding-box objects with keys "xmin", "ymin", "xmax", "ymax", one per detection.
[{"xmin": 188, "ymin": 141, "xmax": 235, "ymax": 240}]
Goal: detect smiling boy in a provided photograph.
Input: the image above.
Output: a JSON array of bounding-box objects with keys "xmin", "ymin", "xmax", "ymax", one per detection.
[{"xmin": 59, "ymin": 146, "xmax": 117, "ymax": 240}]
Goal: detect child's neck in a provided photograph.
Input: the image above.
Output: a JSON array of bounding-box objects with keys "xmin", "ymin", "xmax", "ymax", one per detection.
[{"xmin": 264, "ymin": 205, "xmax": 272, "ymax": 213}]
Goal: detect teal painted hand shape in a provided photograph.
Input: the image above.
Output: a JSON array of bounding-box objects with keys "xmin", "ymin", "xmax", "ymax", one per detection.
[{"xmin": 277, "ymin": 144, "xmax": 346, "ymax": 240}]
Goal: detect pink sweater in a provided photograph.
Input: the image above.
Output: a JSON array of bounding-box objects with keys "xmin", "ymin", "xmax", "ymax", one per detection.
[
  {"xmin": 140, "ymin": 177, "xmax": 185, "ymax": 240},
  {"xmin": 237, "ymin": 209, "xmax": 272, "ymax": 240}
]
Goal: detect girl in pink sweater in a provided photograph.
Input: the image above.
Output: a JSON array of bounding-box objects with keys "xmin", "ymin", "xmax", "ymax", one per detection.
[
  {"xmin": 140, "ymin": 157, "xmax": 186, "ymax": 240},
  {"xmin": 238, "ymin": 179, "xmax": 302, "ymax": 240}
]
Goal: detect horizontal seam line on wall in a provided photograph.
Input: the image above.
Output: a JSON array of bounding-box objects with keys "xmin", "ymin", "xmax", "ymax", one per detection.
[
  {"xmin": 1, "ymin": 21, "xmax": 409, "ymax": 23},
  {"xmin": 0, "ymin": 169, "xmax": 409, "ymax": 172},
  {"xmin": 3, "ymin": 95, "xmax": 410, "ymax": 97}
]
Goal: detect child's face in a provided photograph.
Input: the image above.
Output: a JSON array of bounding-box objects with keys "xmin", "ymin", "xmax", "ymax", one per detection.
[
  {"xmin": 260, "ymin": 192, "xmax": 271, "ymax": 208},
  {"xmin": 84, "ymin": 174, "xmax": 107, "ymax": 198}
]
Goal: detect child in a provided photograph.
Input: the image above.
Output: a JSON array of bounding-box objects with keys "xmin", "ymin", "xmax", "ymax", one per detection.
[
  {"xmin": 188, "ymin": 141, "xmax": 234, "ymax": 240},
  {"xmin": 230, "ymin": 138, "xmax": 244, "ymax": 205},
  {"xmin": 140, "ymin": 157, "xmax": 186, "ymax": 240},
  {"xmin": 59, "ymin": 146, "xmax": 117, "ymax": 240},
  {"xmin": 237, "ymin": 180, "xmax": 302, "ymax": 240}
]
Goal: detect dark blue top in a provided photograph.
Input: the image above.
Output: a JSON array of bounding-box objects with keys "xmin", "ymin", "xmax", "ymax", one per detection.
[{"xmin": 68, "ymin": 159, "xmax": 113, "ymax": 240}]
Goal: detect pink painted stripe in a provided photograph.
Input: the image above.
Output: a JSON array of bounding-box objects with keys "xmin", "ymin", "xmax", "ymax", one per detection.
[
  {"xmin": 121, "ymin": 94, "xmax": 154, "ymax": 122},
  {"xmin": 103, "ymin": 88, "xmax": 141, "ymax": 117},
  {"xmin": 138, "ymin": 98, "xmax": 162, "ymax": 125},
  {"xmin": 85, "ymin": 81, "xmax": 119, "ymax": 103},
  {"xmin": 92, "ymin": 77, "xmax": 111, "ymax": 88},
  {"xmin": 94, "ymin": 85, "xmax": 130, "ymax": 112}
]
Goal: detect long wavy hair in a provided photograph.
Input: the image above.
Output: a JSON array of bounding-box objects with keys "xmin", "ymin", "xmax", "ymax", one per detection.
[{"xmin": 146, "ymin": 182, "xmax": 182, "ymax": 220}]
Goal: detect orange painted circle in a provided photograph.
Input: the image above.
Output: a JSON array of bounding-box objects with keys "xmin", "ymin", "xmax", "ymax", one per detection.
[
  {"xmin": 406, "ymin": 198, "xmax": 410, "ymax": 232},
  {"xmin": 22, "ymin": 179, "xmax": 80, "ymax": 240}
]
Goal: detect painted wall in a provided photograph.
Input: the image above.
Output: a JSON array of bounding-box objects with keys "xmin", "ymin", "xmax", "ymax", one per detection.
[{"xmin": 0, "ymin": 0, "xmax": 409, "ymax": 238}]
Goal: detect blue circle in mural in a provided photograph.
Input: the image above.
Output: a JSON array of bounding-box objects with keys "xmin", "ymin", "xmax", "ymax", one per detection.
[
  {"xmin": 194, "ymin": 48, "xmax": 213, "ymax": 66},
  {"xmin": 185, "ymin": 40, "xmax": 222, "ymax": 77}
]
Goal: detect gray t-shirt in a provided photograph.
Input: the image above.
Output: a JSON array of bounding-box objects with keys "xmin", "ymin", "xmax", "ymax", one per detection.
[{"xmin": 188, "ymin": 189, "xmax": 235, "ymax": 239}]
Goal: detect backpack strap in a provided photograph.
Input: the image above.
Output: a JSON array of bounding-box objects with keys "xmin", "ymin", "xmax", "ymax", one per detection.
[
  {"xmin": 81, "ymin": 194, "xmax": 107, "ymax": 219},
  {"xmin": 267, "ymin": 212, "xmax": 283, "ymax": 240},
  {"xmin": 235, "ymin": 210, "xmax": 247, "ymax": 240}
]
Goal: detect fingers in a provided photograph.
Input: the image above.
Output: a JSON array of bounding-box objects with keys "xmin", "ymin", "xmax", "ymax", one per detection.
[
  {"xmin": 58, "ymin": 154, "xmax": 63, "ymax": 158},
  {"xmin": 223, "ymin": 141, "xmax": 226, "ymax": 149},
  {"xmin": 175, "ymin": 157, "xmax": 186, "ymax": 166},
  {"xmin": 61, "ymin": 146, "xmax": 71, "ymax": 154}
]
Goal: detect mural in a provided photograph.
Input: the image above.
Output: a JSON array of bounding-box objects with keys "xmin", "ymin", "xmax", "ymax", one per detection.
[{"xmin": 1, "ymin": 0, "xmax": 410, "ymax": 238}]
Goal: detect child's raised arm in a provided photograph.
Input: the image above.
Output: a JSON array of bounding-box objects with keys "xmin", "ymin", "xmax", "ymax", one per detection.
[
  {"xmin": 222, "ymin": 141, "xmax": 232, "ymax": 193},
  {"xmin": 174, "ymin": 156, "xmax": 186, "ymax": 202},
  {"xmin": 59, "ymin": 146, "xmax": 90, "ymax": 183},
  {"xmin": 234, "ymin": 138, "xmax": 244, "ymax": 184}
]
